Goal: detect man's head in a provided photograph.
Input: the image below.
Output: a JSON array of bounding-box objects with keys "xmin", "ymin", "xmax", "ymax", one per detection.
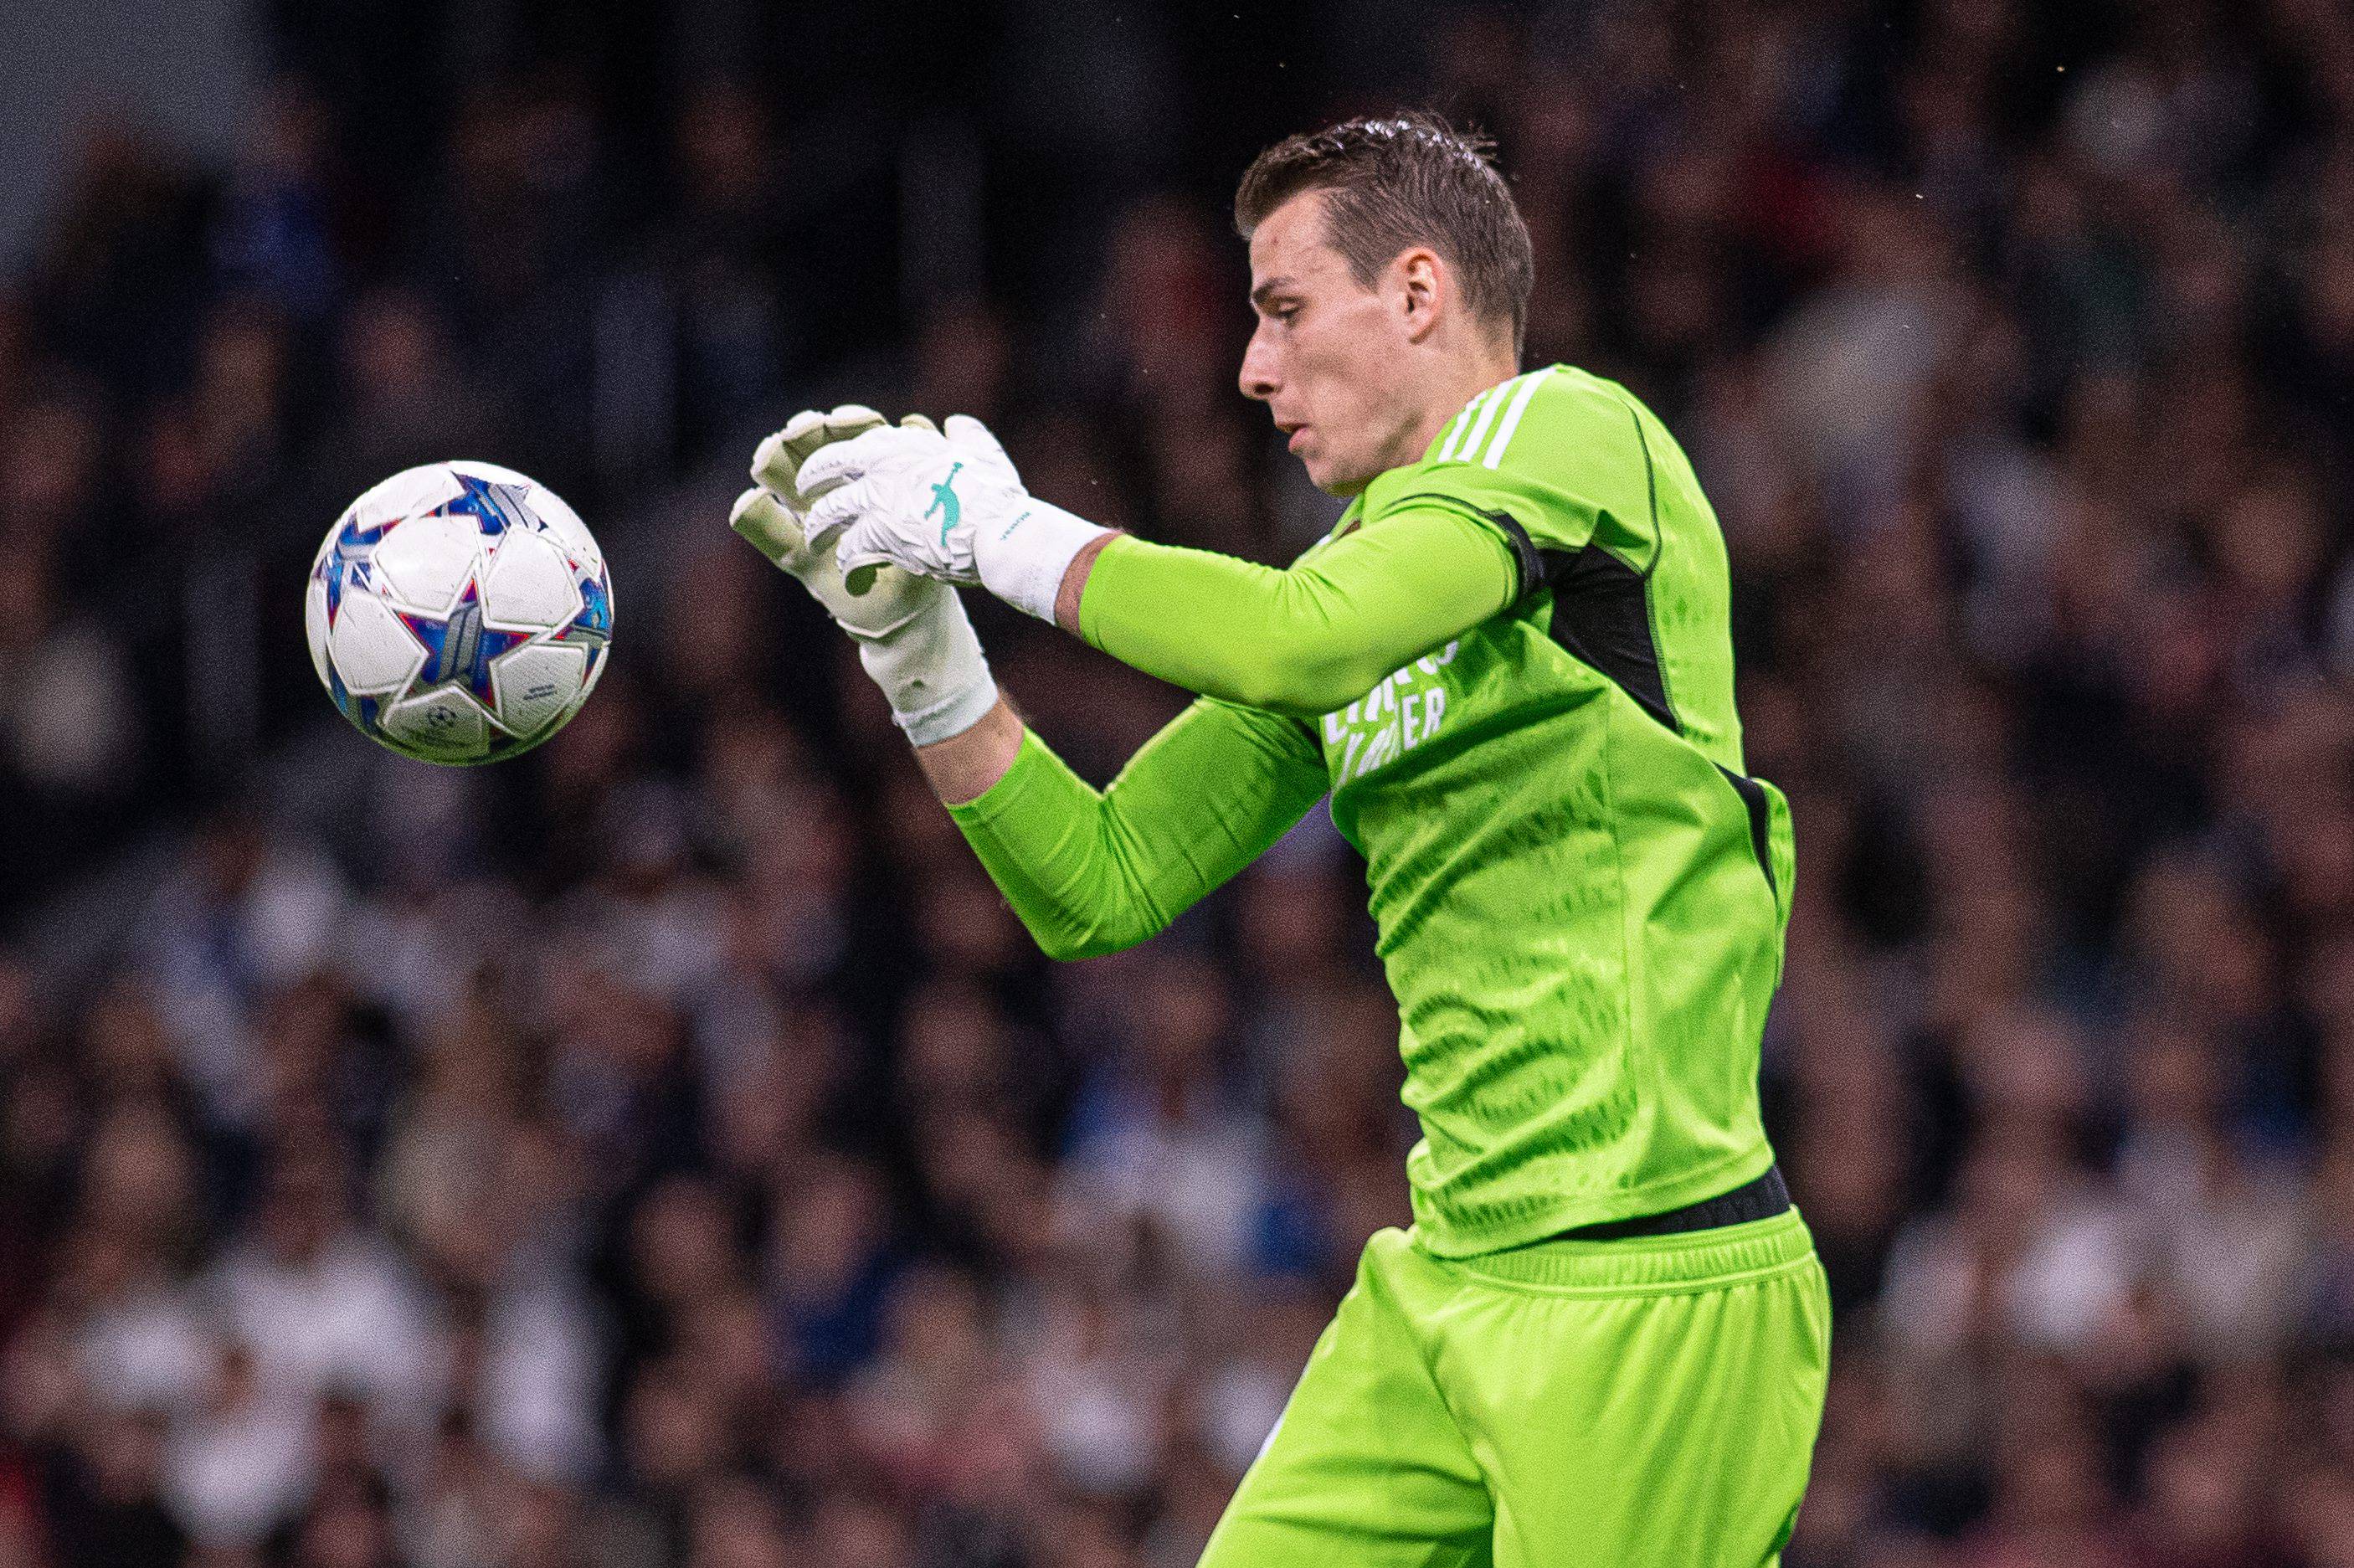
[{"xmin": 1235, "ymin": 111, "xmax": 1534, "ymax": 495}]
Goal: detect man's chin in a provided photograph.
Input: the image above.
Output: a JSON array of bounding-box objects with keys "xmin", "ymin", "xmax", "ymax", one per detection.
[{"xmin": 1302, "ymin": 450, "xmax": 1374, "ymax": 498}]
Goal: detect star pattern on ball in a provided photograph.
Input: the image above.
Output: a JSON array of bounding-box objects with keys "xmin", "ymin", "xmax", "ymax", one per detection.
[
  {"xmin": 321, "ymin": 512, "xmax": 387, "ymax": 627},
  {"xmin": 558, "ymin": 572, "xmax": 613, "ymax": 647},
  {"xmin": 434, "ymin": 472, "xmax": 538, "ymax": 536},
  {"xmin": 395, "ymin": 570, "xmax": 532, "ymax": 710},
  {"xmin": 546, "ymin": 568, "xmax": 613, "ymax": 684}
]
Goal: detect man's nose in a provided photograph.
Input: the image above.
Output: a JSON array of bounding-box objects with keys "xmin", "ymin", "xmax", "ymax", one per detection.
[{"xmin": 1238, "ymin": 328, "xmax": 1278, "ymax": 402}]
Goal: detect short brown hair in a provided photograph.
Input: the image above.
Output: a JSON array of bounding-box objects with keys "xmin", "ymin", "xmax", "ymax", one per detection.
[{"xmin": 1235, "ymin": 111, "xmax": 1534, "ymax": 353}]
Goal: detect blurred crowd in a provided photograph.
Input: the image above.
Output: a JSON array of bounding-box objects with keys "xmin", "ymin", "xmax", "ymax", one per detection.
[{"xmin": 3, "ymin": 0, "xmax": 2354, "ymax": 1564}]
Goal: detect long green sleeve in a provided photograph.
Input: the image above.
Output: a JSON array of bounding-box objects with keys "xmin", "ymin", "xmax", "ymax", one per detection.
[
  {"xmin": 945, "ymin": 697, "xmax": 1329, "ymax": 959},
  {"xmin": 1074, "ymin": 506, "xmax": 1522, "ymax": 716}
]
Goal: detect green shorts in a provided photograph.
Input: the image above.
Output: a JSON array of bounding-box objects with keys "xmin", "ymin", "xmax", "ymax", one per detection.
[{"xmin": 1200, "ymin": 1210, "xmax": 1832, "ymax": 1568}]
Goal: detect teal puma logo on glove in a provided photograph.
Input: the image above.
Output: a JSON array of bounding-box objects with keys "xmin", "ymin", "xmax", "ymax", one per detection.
[{"xmin": 924, "ymin": 462, "xmax": 964, "ymax": 545}]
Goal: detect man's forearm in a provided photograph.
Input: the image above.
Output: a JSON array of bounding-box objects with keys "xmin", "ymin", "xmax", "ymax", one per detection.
[
  {"xmin": 936, "ymin": 698, "xmax": 1328, "ymax": 960},
  {"xmin": 914, "ymin": 693, "xmax": 1025, "ymax": 805},
  {"xmin": 903, "ymin": 531, "xmax": 1106, "ymax": 805},
  {"xmin": 1055, "ymin": 532, "xmax": 1121, "ymax": 633}
]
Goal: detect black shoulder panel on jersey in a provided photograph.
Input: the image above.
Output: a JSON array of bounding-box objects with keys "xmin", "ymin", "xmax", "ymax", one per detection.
[
  {"xmin": 1539, "ymin": 544, "xmax": 1679, "ymax": 733},
  {"xmin": 1480, "ymin": 508, "xmax": 1545, "ymax": 608}
]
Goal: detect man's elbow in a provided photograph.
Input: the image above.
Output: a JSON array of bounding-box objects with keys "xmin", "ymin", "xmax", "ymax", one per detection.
[{"xmin": 1027, "ymin": 909, "xmax": 1167, "ymax": 962}]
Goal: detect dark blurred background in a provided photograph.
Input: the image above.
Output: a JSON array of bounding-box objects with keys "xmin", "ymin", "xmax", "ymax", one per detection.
[{"xmin": 3, "ymin": 0, "xmax": 2352, "ymax": 1564}]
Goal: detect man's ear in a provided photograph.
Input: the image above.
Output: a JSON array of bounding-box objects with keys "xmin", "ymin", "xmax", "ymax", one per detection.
[{"xmin": 1398, "ymin": 247, "xmax": 1444, "ymax": 344}]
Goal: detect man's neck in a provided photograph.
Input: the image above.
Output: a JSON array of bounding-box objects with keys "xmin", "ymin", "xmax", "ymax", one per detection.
[{"xmin": 1400, "ymin": 349, "xmax": 1524, "ymax": 470}]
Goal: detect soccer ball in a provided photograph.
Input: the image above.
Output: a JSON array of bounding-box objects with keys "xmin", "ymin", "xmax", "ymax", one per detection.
[{"xmin": 305, "ymin": 461, "xmax": 614, "ymax": 765}]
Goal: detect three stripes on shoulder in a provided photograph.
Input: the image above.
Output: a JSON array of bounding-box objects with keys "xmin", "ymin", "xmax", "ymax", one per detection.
[{"xmin": 1434, "ymin": 367, "xmax": 1555, "ymax": 470}]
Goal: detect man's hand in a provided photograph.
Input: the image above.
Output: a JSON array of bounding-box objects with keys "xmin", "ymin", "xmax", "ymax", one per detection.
[
  {"xmin": 796, "ymin": 415, "xmax": 1021, "ymax": 584},
  {"xmin": 731, "ymin": 404, "xmax": 942, "ymax": 636},
  {"xmin": 731, "ymin": 404, "xmax": 1000, "ymax": 747},
  {"xmin": 797, "ymin": 414, "xmax": 1113, "ymax": 622}
]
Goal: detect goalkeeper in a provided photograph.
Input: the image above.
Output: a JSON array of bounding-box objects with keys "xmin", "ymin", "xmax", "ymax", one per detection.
[{"xmin": 733, "ymin": 111, "xmax": 1830, "ymax": 1566}]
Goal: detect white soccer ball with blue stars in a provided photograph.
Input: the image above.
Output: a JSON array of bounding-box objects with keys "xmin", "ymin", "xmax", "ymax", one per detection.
[{"xmin": 305, "ymin": 461, "xmax": 614, "ymax": 764}]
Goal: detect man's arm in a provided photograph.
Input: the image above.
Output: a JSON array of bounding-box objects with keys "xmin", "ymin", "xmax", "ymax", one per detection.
[
  {"xmin": 792, "ymin": 414, "xmax": 1524, "ymax": 716},
  {"xmin": 1054, "ymin": 532, "xmax": 1120, "ymax": 630},
  {"xmin": 738, "ymin": 409, "xmax": 1327, "ymax": 964},
  {"xmin": 912, "ymin": 692, "xmax": 1025, "ymax": 805},
  {"xmin": 919, "ymin": 693, "xmax": 1329, "ymax": 961},
  {"xmin": 923, "ymin": 500, "xmax": 1519, "ymax": 809},
  {"xmin": 1053, "ymin": 505, "xmax": 1522, "ymax": 715}
]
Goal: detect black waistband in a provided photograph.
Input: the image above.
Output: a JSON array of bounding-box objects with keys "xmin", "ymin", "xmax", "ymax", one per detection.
[{"xmin": 1553, "ymin": 1164, "xmax": 1791, "ymax": 1242}]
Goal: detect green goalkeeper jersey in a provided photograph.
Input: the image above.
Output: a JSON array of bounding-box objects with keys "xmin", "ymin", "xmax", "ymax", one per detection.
[{"xmin": 949, "ymin": 365, "xmax": 1793, "ymax": 1256}]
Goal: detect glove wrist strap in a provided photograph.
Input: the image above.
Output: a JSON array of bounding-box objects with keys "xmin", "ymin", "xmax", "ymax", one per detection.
[
  {"xmin": 855, "ymin": 589, "xmax": 999, "ymax": 748},
  {"xmin": 892, "ymin": 672, "xmax": 1000, "ymax": 748},
  {"xmin": 975, "ymin": 501, "xmax": 1112, "ymax": 622}
]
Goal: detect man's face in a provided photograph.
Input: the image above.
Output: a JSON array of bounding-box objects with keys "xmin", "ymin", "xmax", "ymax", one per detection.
[{"xmin": 1238, "ymin": 192, "xmax": 1420, "ymax": 496}]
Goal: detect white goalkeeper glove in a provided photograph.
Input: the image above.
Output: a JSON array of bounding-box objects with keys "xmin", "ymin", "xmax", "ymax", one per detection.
[
  {"xmin": 795, "ymin": 414, "xmax": 1111, "ymax": 622},
  {"xmin": 732, "ymin": 404, "xmax": 999, "ymax": 747}
]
